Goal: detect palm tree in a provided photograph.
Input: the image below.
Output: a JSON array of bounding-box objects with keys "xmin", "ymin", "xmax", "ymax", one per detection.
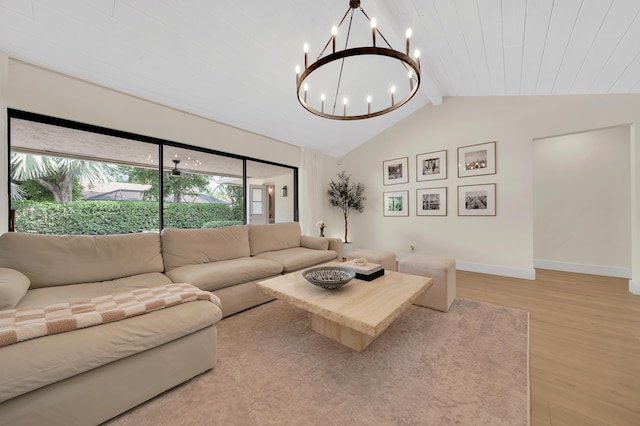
[
  {"xmin": 10, "ymin": 182, "xmax": 27, "ymax": 201},
  {"xmin": 10, "ymin": 153, "xmax": 119, "ymax": 202}
]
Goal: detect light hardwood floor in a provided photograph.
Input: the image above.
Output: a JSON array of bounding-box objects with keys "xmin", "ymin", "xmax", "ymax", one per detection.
[{"xmin": 456, "ymin": 269, "xmax": 640, "ymax": 426}]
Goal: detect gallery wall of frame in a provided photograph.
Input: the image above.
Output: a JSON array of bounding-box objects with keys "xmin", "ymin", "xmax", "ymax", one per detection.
[{"xmin": 382, "ymin": 141, "xmax": 497, "ymax": 218}]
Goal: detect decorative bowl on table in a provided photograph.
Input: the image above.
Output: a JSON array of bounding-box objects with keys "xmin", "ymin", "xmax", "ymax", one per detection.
[{"xmin": 302, "ymin": 266, "xmax": 356, "ymax": 290}]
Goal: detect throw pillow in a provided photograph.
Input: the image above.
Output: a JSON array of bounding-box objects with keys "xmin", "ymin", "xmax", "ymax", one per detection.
[
  {"xmin": 0, "ymin": 267, "xmax": 31, "ymax": 310},
  {"xmin": 300, "ymin": 236, "xmax": 330, "ymax": 251}
]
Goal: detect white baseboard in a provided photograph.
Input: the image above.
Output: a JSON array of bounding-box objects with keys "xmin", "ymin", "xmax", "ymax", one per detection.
[
  {"xmin": 396, "ymin": 253, "xmax": 536, "ymax": 280},
  {"xmin": 534, "ymin": 259, "xmax": 631, "ymax": 279},
  {"xmin": 630, "ymin": 280, "xmax": 640, "ymax": 295},
  {"xmin": 456, "ymin": 261, "xmax": 536, "ymax": 280},
  {"xmin": 397, "ymin": 256, "xmax": 632, "ymax": 282}
]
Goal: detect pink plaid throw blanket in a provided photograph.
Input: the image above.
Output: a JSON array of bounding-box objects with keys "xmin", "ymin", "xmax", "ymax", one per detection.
[{"xmin": 0, "ymin": 283, "xmax": 220, "ymax": 348}]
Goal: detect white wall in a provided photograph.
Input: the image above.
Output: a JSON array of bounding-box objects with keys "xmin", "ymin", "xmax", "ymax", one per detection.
[
  {"xmin": 325, "ymin": 95, "xmax": 640, "ymax": 283},
  {"xmin": 533, "ymin": 126, "xmax": 631, "ymax": 278},
  {"xmin": 274, "ymin": 174, "xmax": 294, "ymax": 223},
  {"xmin": 2, "ymin": 58, "xmax": 300, "ymax": 165},
  {"xmin": 248, "ymin": 174, "xmax": 294, "ymax": 223}
]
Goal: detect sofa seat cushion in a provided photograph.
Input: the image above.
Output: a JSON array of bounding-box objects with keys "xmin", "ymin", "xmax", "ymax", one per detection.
[
  {"xmin": 0, "ymin": 299, "xmax": 221, "ymax": 404},
  {"xmin": 15, "ymin": 272, "xmax": 173, "ymax": 309},
  {"xmin": 164, "ymin": 257, "xmax": 283, "ymax": 292},
  {"xmin": 255, "ymin": 247, "xmax": 338, "ymax": 273},
  {"xmin": 0, "ymin": 232, "xmax": 164, "ymax": 288}
]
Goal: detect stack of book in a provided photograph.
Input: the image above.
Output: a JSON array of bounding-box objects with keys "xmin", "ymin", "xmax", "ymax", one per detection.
[{"xmin": 339, "ymin": 259, "xmax": 385, "ymax": 281}]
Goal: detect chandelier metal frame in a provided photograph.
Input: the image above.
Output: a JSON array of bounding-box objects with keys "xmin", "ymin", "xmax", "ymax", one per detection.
[{"xmin": 295, "ymin": 0, "xmax": 421, "ymax": 120}]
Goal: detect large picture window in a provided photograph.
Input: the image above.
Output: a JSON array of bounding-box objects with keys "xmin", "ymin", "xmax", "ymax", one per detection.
[{"xmin": 8, "ymin": 110, "xmax": 297, "ymax": 234}]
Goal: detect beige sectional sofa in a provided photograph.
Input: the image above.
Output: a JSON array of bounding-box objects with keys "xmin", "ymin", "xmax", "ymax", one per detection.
[{"xmin": 0, "ymin": 222, "xmax": 341, "ymax": 425}]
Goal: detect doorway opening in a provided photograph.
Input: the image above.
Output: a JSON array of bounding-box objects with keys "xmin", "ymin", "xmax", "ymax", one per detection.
[{"xmin": 532, "ymin": 125, "xmax": 631, "ymax": 278}]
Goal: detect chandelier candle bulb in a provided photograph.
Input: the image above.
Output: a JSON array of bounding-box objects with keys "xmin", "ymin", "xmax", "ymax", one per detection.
[
  {"xmin": 343, "ymin": 97, "xmax": 348, "ymax": 116},
  {"xmin": 332, "ymin": 26, "xmax": 337, "ymax": 53},
  {"xmin": 303, "ymin": 43, "xmax": 309, "ymax": 68},
  {"xmin": 391, "ymin": 86, "xmax": 396, "ymax": 105},
  {"xmin": 367, "ymin": 96, "xmax": 371, "ymax": 114},
  {"xmin": 406, "ymin": 28, "xmax": 412, "ymax": 55},
  {"xmin": 415, "ymin": 49, "xmax": 421, "ymax": 69},
  {"xmin": 371, "ymin": 18, "xmax": 377, "ymax": 47},
  {"xmin": 295, "ymin": 65, "xmax": 300, "ymax": 83},
  {"xmin": 303, "ymin": 83, "xmax": 308, "ymax": 102}
]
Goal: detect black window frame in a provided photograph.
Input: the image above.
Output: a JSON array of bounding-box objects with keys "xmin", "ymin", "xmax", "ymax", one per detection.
[{"xmin": 6, "ymin": 108, "xmax": 299, "ymax": 232}]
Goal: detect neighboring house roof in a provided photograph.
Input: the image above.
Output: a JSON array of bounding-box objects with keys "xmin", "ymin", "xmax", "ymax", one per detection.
[
  {"xmin": 85, "ymin": 189, "xmax": 149, "ymax": 202},
  {"xmin": 83, "ymin": 182, "xmax": 151, "ymax": 201},
  {"xmin": 166, "ymin": 194, "xmax": 230, "ymax": 204},
  {"xmin": 83, "ymin": 182, "xmax": 229, "ymax": 204}
]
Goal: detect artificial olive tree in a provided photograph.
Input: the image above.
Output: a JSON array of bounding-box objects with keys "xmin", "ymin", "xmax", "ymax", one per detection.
[{"xmin": 327, "ymin": 171, "xmax": 365, "ymax": 243}]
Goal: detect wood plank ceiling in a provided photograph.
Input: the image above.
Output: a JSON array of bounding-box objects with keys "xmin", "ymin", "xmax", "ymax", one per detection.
[{"xmin": 1, "ymin": 0, "xmax": 639, "ymax": 157}]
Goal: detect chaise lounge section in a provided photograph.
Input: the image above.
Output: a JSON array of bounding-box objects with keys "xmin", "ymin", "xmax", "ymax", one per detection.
[{"xmin": 0, "ymin": 232, "xmax": 221, "ymax": 425}]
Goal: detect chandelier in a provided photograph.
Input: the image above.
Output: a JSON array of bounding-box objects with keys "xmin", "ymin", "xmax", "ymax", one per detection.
[{"xmin": 295, "ymin": 0, "xmax": 421, "ymax": 120}]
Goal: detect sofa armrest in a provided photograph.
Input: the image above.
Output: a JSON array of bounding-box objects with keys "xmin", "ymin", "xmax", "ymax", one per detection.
[
  {"xmin": 328, "ymin": 238, "xmax": 343, "ymax": 261},
  {"xmin": 0, "ymin": 267, "xmax": 31, "ymax": 310}
]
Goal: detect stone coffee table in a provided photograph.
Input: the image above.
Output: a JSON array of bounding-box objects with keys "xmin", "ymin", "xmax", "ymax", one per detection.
[{"xmin": 257, "ymin": 267, "xmax": 432, "ymax": 351}]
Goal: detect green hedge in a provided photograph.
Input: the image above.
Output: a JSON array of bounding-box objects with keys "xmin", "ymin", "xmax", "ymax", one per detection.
[
  {"xmin": 201, "ymin": 220, "xmax": 244, "ymax": 228},
  {"xmin": 12, "ymin": 201, "xmax": 241, "ymax": 235}
]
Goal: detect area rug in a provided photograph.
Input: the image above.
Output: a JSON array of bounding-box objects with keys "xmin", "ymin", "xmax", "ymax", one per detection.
[{"xmin": 107, "ymin": 298, "xmax": 530, "ymax": 425}]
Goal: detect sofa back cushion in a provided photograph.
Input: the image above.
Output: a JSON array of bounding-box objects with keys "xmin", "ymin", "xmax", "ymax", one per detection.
[
  {"xmin": 0, "ymin": 232, "xmax": 164, "ymax": 288},
  {"xmin": 248, "ymin": 222, "xmax": 301, "ymax": 256},
  {"xmin": 161, "ymin": 226, "xmax": 250, "ymax": 271}
]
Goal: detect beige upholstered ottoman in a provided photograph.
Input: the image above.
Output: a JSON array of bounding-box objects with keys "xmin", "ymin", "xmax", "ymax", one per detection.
[
  {"xmin": 346, "ymin": 249, "xmax": 397, "ymax": 272},
  {"xmin": 398, "ymin": 254, "xmax": 456, "ymax": 312}
]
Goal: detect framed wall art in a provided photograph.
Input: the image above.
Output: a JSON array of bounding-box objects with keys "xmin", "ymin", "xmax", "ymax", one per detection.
[
  {"xmin": 458, "ymin": 184, "xmax": 496, "ymax": 216},
  {"xmin": 457, "ymin": 141, "xmax": 496, "ymax": 178},
  {"xmin": 383, "ymin": 157, "xmax": 409, "ymax": 185},
  {"xmin": 383, "ymin": 190, "xmax": 409, "ymax": 217},
  {"xmin": 416, "ymin": 150, "xmax": 447, "ymax": 181},
  {"xmin": 416, "ymin": 187, "xmax": 447, "ymax": 216}
]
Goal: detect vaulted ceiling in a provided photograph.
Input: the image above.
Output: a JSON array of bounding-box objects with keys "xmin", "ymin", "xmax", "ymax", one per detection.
[{"xmin": 1, "ymin": 1, "xmax": 639, "ymax": 158}]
